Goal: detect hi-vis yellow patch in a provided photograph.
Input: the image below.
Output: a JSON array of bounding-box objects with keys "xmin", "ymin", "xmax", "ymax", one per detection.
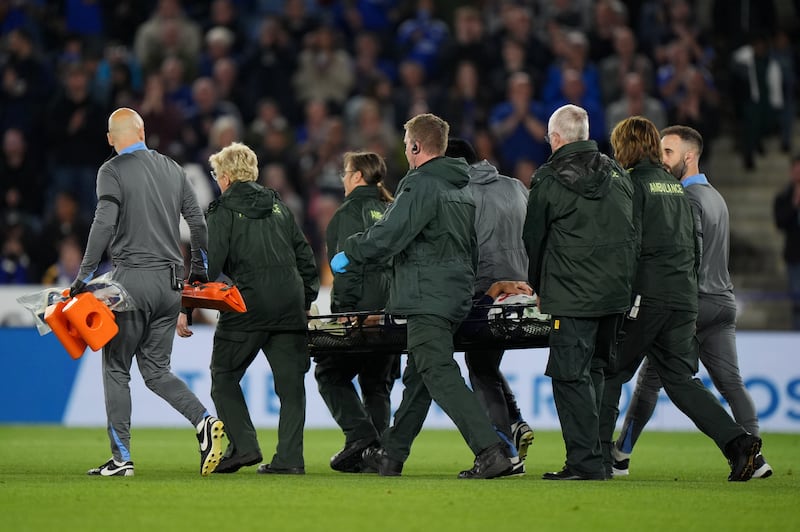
[
  {"xmin": 649, "ymin": 181, "xmax": 684, "ymax": 195},
  {"xmin": 554, "ymin": 319, "xmax": 560, "ymax": 330}
]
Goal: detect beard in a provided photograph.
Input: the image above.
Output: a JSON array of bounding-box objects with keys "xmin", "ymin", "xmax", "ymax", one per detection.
[{"xmin": 668, "ymin": 160, "xmax": 686, "ymax": 181}]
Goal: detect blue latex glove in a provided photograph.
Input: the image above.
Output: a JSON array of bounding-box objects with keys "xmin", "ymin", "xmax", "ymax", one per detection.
[{"xmin": 330, "ymin": 251, "xmax": 350, "ymax": 273}]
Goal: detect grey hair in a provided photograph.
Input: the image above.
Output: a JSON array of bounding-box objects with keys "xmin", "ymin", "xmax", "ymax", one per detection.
[{"xmin": 548, "ymin": 104, "xmax": 589, "ymax": 142}]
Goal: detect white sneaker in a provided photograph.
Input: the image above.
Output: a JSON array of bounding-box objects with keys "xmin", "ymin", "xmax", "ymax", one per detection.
[
  {"xmin": 752, "ymin": 453, "xmax": 773, "ymax": 479},
  {"xmin": 87, "ymin": 458, "xmax": 134, "ymax": 477},
  {"xmin": 511, "ymin": 421, "xmax": 534, "ymax": 462},
  {"xmin": 197, "ymin": 416, "xmax": 225, "ymax": 476},
  {"xmin": 611, "ymin": 446, "xmax": 630, "ymax": 477}
]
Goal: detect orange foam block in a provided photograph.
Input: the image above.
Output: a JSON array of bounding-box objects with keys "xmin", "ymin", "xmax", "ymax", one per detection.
[
  {"xmin": 181, "ymin": 282, "xmax": 247, "ymax": 313},
  {"xmin": 44, "ymin": 301, "xmax": 88, "ymax": 359},
  {"xmin": 62, "ymin": 292, "xmax": 119, "ymax": 351}
]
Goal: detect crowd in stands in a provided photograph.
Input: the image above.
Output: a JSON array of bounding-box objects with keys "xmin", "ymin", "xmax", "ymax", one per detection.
[{"xmin": 1, "ymin": 0, "xmax": 796, "ymax": 286}]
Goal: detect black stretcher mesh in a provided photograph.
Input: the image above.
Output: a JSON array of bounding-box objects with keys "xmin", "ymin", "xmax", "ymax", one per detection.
[{"xmin": 308, "ymin": 306, "xmax": 550, "ymax": 356}]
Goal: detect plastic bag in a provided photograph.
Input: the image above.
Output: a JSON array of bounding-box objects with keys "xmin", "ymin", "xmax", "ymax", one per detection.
[
  {"xmin": 487, "ymin": 293, "xmax": 551, "ymax": 321},
  {"xmin": 16, "ymin": 272, "xmax": 136, "ymax": 335}
]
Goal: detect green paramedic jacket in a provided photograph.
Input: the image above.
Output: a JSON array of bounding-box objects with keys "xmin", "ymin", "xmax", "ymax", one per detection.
[
  {"xmin": 343, "ymin": 156, "xmax": 478, "ymax": 322},
  {"xmin": 523, "ymin": 140, "xmax": 637, "ymax": 317},
  {"xmin": 629, "ymin": 160, "xmax": 699, "ymax": 311},
  {"xmin": 206, "ymin": 180, "xmax": 319, "ymax": 331},
  {"xmin": 326, "ymin": 184, "xmax": 391, "ymax": 313}
]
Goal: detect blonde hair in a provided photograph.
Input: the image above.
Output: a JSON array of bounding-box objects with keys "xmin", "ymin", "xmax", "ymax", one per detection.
[
  {"xmin": 404, "ymin": 113, "xmax": 449, "ymax": 156},
  {"xmin": 610, "ymin": 116, "xmax": 662, "ymax": 169},
  {"xmin": 209, "ymin": 142, "xmax": 259, "ymax": 183},
  {"xmin": 343, "ymin": 151, "xmax": 394, "ymax": 202}
]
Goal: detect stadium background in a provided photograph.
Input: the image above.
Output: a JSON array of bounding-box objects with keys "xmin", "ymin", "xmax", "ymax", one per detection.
[{"xmin": 1, "ymin": 1, "xmax": 798, "ymax": 431}]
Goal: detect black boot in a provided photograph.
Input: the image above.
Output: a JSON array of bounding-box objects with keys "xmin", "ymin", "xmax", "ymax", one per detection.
[
  {"xmin": 361, "ymin": 446, "xmax": 403, "ymax": 476},
  {"xmin": 725, "ymin": 433, "xmax": 762, "ymax": 482},
  {"xmin": 458, "ymin": 442, "xmax": 512, "ymax": 479},
  {"xmin": 330, "ymin": 437, "xmax": 378, "ymax": 473}
]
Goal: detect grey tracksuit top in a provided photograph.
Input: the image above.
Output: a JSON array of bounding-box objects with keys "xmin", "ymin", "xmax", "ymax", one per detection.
[
  {"xmin": 78, "ymin": 145, "xmax": 207, "ymax": 280},
  {"xmin": 467, "ymin": 160, "xmax": 530, "ymax": 295},
  {"xmin": 682, "ymin": 174, "xmax": 736, "ymax": 308}
]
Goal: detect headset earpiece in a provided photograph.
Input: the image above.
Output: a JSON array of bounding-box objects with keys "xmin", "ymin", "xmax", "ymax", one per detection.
[{"xmin": 411, "ymin": 143, "xmax": 419, "ymax": 154}]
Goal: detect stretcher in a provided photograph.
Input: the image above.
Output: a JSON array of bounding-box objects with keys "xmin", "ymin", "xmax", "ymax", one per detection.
[
  {"xmin": 181, "ymin": 282, "xmax": 247, "ymax": 313},
  {"xmin": 307, "ymin": 304, "xmax": 551, "ymax": 356}
]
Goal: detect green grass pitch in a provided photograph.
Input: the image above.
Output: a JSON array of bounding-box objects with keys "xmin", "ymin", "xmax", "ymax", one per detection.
[{"xmin": 1, "ymin": 426, "xmax": 798, "ymax": 531}]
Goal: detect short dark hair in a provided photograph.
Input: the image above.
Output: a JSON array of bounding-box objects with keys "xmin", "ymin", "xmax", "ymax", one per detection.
[
  {"xmin": 661, "ymin": 125, "xmax": 704, "ymax": 159},
  {"xmin": 445, "ymin": 137, "xmax": 478, "ymax": 164}
]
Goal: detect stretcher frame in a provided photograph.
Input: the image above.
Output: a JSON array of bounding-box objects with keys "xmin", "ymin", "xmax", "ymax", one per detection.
[{"xmin": 308, "ymin": 304, "xmax": 551, "ymax": 356}]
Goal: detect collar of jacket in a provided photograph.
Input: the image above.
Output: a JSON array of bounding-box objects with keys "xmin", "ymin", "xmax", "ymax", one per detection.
[
  {"xmin": 345, "ymin": 184, "xmax": 381, "ymax": 201},
  {"xmin": 629, "ymin": 159, "xmax": 668, "ymax": 174},
  {"xmin": 548, "ymin": 140, "xmax": 598, "ymax": 163}
]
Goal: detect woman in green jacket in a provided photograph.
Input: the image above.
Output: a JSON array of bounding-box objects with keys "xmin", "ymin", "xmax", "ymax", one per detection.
[
  {"xmin": 181, "ymin": 142, "xmax": 319, "ymax": 475},
  {"xmin": 315, "ymin": 151, "xmax": 400, "ymax": 473}
]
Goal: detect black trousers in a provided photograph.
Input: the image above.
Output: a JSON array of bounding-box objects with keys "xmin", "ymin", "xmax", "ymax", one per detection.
[{"xmin": 314, "ymin": 352, "xmax": 400, "ymax": 444}]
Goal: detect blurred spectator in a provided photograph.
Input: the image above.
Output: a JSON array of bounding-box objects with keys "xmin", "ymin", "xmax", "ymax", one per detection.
[
  {"xmin": 670, "ymin": 67, "xmax": 719, "ymax": 159},
  {"xmin": 473, "ymin": 127, "xmax": 501, "ymax": 169},
  {"xmin": 392, "ymin": 58, "xmax": 439, "ymax": 129},
  {"xmin": 652, "ymin": 0, "xmax": 713, "ymax": 68},
  {"xmin": 346, "ymin": 97, "xmax": 396, "ymax": 153},
  {"xmin": 93, "ymin": 43, "xmax": 144, "ymax": 108},
  {"xmin": 36, "ymin": 190, "xmax": 89, "ymax": 277},
  {"xmin": 241, "ymin": 15, "xmax": 298, "ymax": 124},
  {"xmin": 212, "ymin": 57, "xmax": 249, "ymax": 122},
  {"xmin": 101, "ymin": 0, "xmax": 149, "ymax": 46},
  {"xmin": 636, "ymin": 0, "xmax": 674, "ymax": 60},
  {"xmin": 772, "ymin": 28, "xmax": 796, "ymax": 154},
  {"xmin": 64, "ymin": 0, "xmax": 104, "ymax": 48},
  {"xmin": 0, "ymin": 27, "xmax": 53, "ymax": 135},
  {"xmin": 295, "ymin": 98, "xmax": 332, "ymax": 158},
  {"xmin": 160, "ymin": 54, "xmax": 193, "ymax": 117},
  {"xmin": 606, "ymin": 72, "xmax": 666, "ymax": 138},
  {"xmin": 0, "ymin": 222, "xmax": 32, "ymax": 284},
  {"xmin": 512, "ymin": 158, "xmax": 537, "ymax": 190},
  {"xmin": 542, "ymin": 29, "xmax": 602, "ymax": 110},
  {"xmin": 489, "ymin": 4, "xmax": 552, "ymax": 94},
  {"xmin": 351, "ymin": 31, "xmax": 397, "ymax": 95},
  {"xmin": 1, "ymin": 128, "xmax": 44, "ymax": 216},
  {"xmin": 246, "ymin": 98, "xmax": 290, "ymax": 148},
  {"xmin": 204, "ymin": 0, "xmax": 248, "ymax": 56},
  {"xmin": 731, "ymin": 32, "xmax": 782, "ymax": 170},
  {"xmin": 395, "ymin": 0, "xmax": 449, "ymax": 78},
  {"xmin": 657, "ymin": 40, "xmax": 716, "ymax": 112},
  {"xmin": 587, "ymin": 0, "xmax": 627, "ymax": 63},
  {"xmin": 137, "ymin": 72, "xmax": 183, "ymax": 154},
  {"xmin": 198, "ymin": 26, "xmax": 236, "ymax": 78},
  {"xmin": 440, "ymin": 60, "xmax": 492, "ymax": 143},
  {"xmin": 45, "ymin": 62, "xmax": 108, "ymax": 219},
  {"xmin": 133, "ymin": 0, "xmax": 202, "ymax": 77},
  {"xmin": 599, "ymin": 25, "xmax": 654, "ymax": 105},
  {"xmin": 537, "ymin": 0, "xmax": 593, "ymax": 35},
  {"xmin": 261, "ymin": 163, "xmax": 304, "ymax": 227},
  {"xmin": 438, "ymin": 6, "xmax": 495, "ymax": 86},
  {"xmin": 306, "ymin": 191, "xmax": 341, "ymax": 286},
  {"xmin": 281, "ymin": 0, "xmax": 321, "ymax": 50},
  {"xmin": 334, "ymin": 0, "xmax": 400, "ymax": 39},
  {"xmin": 489, "ymin": 71, "xmax": 549, "ymax": 174},
  {"xmin": 300, "ymin": 116, "xmax": 347, "ymax": 195},
  {"xmin": 487, "ymin": 38, "xmax": 530, "ymax": 104},
  {"xmin": 197, "ymin": 114, "xmax": 242, "ymax": 174},
  {"xmin": 180, "ymin": 76, "xmax": 240, "ymax": 162},
  {"xmin": 40, "ymin": 234, "xmax": 83, "ymax": 286},
  {"xmin": 546, "ymin": 68, "xmax": 607, "ymax": 149},
  {"xmin": 292, "ymin": 25, "xmax": 354, "ymax": 110},
  {"xmin": 773, "ymin": 155, "xmax": 800, "ymax": 330}
]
